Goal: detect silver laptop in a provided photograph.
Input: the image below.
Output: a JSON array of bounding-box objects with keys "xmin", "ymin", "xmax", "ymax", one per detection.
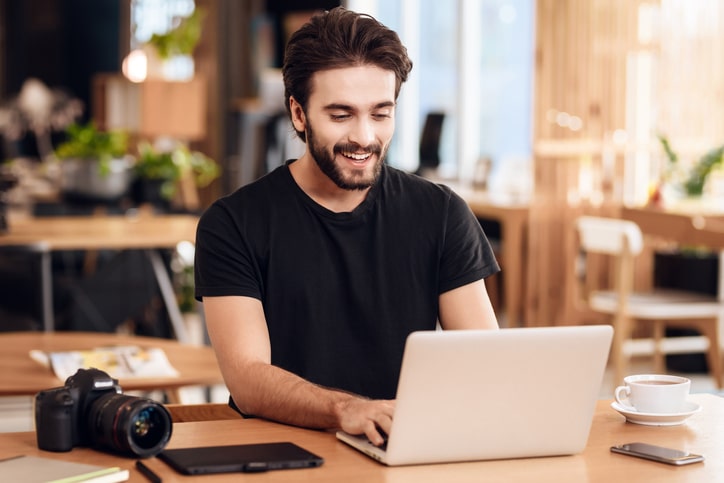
[{"xmin": 336, "ymin": 325, "xmax": 613, "ymax": 466}]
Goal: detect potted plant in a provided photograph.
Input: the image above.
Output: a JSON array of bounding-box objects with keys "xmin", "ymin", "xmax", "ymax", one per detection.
[
  {"xmin": 144, "ymin": 7, "xmax": 205, "ymax": 81},
  {"xmin": 0, "ymin": 78, "xmax": 83, "ymax": 163},
  {"xmin": 131, "ymin": 141, "xmax": 220, "ymax": 208},
  {"xmin": 147, "ymin": 7, "xmax": 205, "ymax": 60},
  {"xmin": 658, "ymin": 134, "xmax": 724, "ymax": 197},
  {"xmin": 54, "ymin": 122, "xmax": 132, "ymax": 200}
]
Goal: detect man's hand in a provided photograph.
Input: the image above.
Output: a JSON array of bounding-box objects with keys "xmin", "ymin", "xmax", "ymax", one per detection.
[{"xmin": 335, "ymin": 398, "xmax": 396, "ymax": 446}]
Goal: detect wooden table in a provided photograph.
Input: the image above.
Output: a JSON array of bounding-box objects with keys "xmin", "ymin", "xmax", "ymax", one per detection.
[
  {"xmin": 622, "ymin": 205, "xmax": 724, "ymax": 251},
  {"xmin": 0, "ymin": 213, "xmax": 199, "ymax": 342},
  {"xmin": 455, "ymin": 186, "xmax": 529, "ymax": 326},
  {"xmin": 0, "ymin": 331, "xmax": 223, "ymax": 403},
  {"xmin": 0, "ymin": 393, "xmax": 720, "ymax": 482},
  {"xmin": 622, "ymin": 206, "xmax": 724, "ymax": 301}
]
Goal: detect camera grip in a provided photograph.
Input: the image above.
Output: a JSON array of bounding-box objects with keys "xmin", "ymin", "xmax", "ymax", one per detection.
[{"xmin": 35, "ymin": 388, "xmax": 75, "ymax": 452}]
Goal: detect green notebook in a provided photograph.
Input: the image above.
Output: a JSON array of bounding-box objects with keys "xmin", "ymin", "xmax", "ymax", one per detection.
[{"xmin": 0, "ymin": 455, "xmax": 129, "ymax": 483}]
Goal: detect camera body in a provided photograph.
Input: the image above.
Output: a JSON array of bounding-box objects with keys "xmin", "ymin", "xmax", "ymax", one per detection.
[
  {"xmin": 35, "ymin": 368, "xmax": 120, "ymax": 452},
  {"xmin": 35, "ymin": 368, "xmax": 172, "ymax": 457}
]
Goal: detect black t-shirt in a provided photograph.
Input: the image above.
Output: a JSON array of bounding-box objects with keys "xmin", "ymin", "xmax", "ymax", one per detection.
[{"xmin": 195, "ymin": 161, "xmax": 499, "ymax": 399}]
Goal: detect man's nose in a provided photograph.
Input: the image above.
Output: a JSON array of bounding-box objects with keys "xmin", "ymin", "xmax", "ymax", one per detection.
[{"xmin": 348, "ymin": 119, "xmax": 376, "ymax": 147}]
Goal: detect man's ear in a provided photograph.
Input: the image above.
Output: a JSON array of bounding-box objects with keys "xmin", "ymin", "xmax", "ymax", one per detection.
[{"xmin": 289, "ymin": 97, "xmax": 306, "ymax": 133}]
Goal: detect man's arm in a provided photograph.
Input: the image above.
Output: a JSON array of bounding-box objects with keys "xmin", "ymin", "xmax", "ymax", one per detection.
[
  {"xmin": 438, "ymin": 279, "xmax": 499, "ymax": 330},
  {"xmin": 203, "ymin": 295, "xmax": 393, "ymax": 446}
]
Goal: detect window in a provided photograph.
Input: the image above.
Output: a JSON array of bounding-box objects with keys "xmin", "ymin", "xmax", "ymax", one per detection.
[
  {"xmin": 131, "ymin": 0, "xmax": 196, "ymax": 48},
  {"xmin": 130, "ymin": 0, "xmax": 197, "ymax": 80},
  {"xmin": 347, "ymin": 0, "xmax": 534, "ymax": 181}
]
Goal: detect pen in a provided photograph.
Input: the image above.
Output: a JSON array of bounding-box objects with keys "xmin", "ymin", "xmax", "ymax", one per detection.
[{"xmin": 136, "ymin": 460, "xmax": 162, "ymax": 483}]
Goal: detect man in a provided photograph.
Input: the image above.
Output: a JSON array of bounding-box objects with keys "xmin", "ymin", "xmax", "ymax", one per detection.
[{"xmin": 194, "ymin": 7, "xmax": 499, "ymax": 446}]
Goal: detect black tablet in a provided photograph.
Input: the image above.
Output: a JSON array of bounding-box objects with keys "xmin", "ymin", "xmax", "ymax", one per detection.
[{"xmin": 157, "ymin": 442, "xmax": 324, "ymax": 475}]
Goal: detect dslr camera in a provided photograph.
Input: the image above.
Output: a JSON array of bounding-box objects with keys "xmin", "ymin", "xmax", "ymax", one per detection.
[{"xmin": 35, "ymin": 368, "xmax": 172, "ymax": 457}]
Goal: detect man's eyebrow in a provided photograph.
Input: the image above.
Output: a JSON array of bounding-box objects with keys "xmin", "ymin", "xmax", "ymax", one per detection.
[
  {"xmin": 373, "ymin": 101, "xmax": 396, "ymax": 109},
  {"xmin": 323, "ymin": 101, "xmax": 396, "ymax": 111},
  {"xmin": 324, "ymin": 103, "xmax": 354, "ymax": 111}
]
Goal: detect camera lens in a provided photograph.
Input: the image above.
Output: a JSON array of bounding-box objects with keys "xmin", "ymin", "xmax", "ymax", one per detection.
[{"xmin": 88, "ymin": 393, "xmax": 172, "ymax": 457}]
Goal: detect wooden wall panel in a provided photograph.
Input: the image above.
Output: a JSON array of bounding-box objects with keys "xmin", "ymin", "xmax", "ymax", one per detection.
[{"xmin": 528, "ymin": 0, "xmax": 644, "ymax": 327}]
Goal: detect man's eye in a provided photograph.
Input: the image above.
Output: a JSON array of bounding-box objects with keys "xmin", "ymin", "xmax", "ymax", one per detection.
[
  {"xmin": 330, "ymin": 114, "xmax": 350, "ymax": 121},
  {"xmin": 373, "ymin": 113, "xmax": 392, "ymax": 120}
]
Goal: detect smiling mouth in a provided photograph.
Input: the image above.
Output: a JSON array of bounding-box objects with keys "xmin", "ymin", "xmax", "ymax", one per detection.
[{"xmin": 341, "ymin": 151, "xmax": 372, "ymax": 163}]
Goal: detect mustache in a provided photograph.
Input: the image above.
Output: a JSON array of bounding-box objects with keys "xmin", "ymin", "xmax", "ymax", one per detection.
[{"xmin": 334, "ymin": 142, "xmax": 383, "ymax": 156}]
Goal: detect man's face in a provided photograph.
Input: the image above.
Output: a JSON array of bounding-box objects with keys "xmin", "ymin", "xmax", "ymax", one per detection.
[{"xmin": 295, "ymin": 65, "xmax": 397, "ymax": 190}]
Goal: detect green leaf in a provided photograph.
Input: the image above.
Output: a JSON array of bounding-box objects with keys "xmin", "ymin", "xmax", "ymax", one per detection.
[
  {"xmin": 147, "ymin": 8, "xmax": 205, "ymax": 60},
  {"xmin": 54, "ymin": 122, "xmax": 128, "ymax": 177},
  {"xmin": 131, "ymin": 142, "xmax": 220, "ymax": 199}
]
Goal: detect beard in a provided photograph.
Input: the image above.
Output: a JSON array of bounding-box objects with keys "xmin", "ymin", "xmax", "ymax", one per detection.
[{"xmin": 306, "ymin": 121, "xmax": 387, "ymax": 191}]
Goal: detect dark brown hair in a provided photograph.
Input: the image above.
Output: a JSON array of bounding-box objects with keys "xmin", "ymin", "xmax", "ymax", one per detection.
[{"xmin": 282, "ymin": 7, "xmax": 413, "ymax": 141}]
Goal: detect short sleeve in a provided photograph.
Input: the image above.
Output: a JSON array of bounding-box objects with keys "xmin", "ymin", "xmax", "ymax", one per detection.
[{"xmin": 437, "ymin": 189, "xmax": 500, "ymax": 294}]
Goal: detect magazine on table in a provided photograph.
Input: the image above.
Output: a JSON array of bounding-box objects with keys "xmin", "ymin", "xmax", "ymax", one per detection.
[{"xmin": 29, "ymin": 345, "xmax": 179, "ymax": 381}]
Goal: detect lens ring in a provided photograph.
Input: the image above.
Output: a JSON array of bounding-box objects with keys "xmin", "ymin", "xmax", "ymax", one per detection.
[
  {"xmin": 117, "ymin": 402, "xmax": 173, "ymax": 456},
  {"xmin": 89, "ymin": 394, "xmax": 172, "ymax": 457}
]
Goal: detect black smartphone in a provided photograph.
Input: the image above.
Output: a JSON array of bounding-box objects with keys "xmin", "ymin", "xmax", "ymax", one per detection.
[{"xmin": 611, "ymin": 442, "xmax": 704, "ymax": 466}]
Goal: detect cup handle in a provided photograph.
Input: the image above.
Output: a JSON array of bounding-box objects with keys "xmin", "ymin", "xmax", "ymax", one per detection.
[{"xmin": 614, "ymin": 385, "xmax": 636, "ymax": 411}]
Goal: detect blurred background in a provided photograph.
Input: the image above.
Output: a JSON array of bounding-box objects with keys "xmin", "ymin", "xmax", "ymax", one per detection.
[{"xmin": 0, "ymin": 0, "xmax": 723, "ymax": 345}]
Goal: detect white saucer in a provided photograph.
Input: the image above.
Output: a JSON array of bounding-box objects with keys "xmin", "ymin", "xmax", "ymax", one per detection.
[{"xmin": 611, "ymin": 401, "xmax": 701, "ymax": 426}]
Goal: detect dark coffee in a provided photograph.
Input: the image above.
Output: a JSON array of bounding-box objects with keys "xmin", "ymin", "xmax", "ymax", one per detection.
[{"xmin": 636, "ymin": 380, "xmax": 679, "ymax": 385}]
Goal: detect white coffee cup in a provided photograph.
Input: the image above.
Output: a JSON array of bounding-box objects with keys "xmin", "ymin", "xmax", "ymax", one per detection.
[{"xmin": 614, "ymin": 374, "xmax": 690, "ymax": 414}]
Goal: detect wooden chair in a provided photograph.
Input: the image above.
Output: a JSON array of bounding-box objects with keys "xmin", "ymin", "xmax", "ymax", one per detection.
[
  {"xmin": 165, "ymin": 403, "xmax": 239, "ymax": 423},
  {"xmin": 575, "ymin": 216, "xmax": 723, "ymax": 388}
]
